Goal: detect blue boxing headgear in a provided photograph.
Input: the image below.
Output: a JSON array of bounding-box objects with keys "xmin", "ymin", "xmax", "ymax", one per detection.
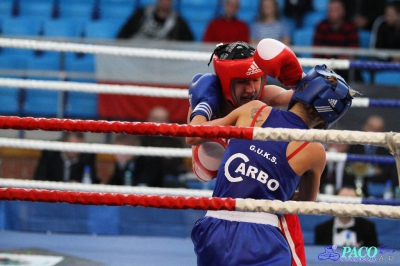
[{"xmin": 288, "ymin": 64, "xmax": 353, "ymax": 129}]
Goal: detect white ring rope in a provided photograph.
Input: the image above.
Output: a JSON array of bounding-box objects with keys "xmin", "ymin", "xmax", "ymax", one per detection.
[
  {"xmin": 352, "ymin": 98, "xmax": 370, "ymax": 108},
  {"xmin": 0, "ymin": 37, "xmax": 350, "ymax": 69},
  {"xmin": 2, "ymin": 37, "xmax": 400, "ymax": 58},
  {"xmin": 0, "ymin": 38, "xmax": 210, "ymax": 61},
  {"xmin": 317, "ymin": 194, "xmax": 362, "ymax": 204},
  {"xmin": 235, "ymin": 198, "xmax": 399, "ymax": 219},
  {"xmin": 0, "ymin": 178, "xmax": 398, "ymax": 219},
  {"xmin": 0, "ymin": 78, "xmax": 187, "ymax": 98},
  {"xmin": 293, "ymin": 46, "xmax": 400, "ymax": 58},
  {"xmin": 253, "ymin": 128, "xmax": 400, "ymax": 146},
  {"xmin": 253, "ymin": 129, "xmax": 399, "ymax": 186},
  {"xmin": 0, "ymin": 129, "xmax": 398, "ymax": 154},
  {"xmin": 296, "ymin": 58, "xmax": 349, "ymax": 70},
  {"xmin": 0, "ymin": 78, "xmax": 381, "ymax": 108},
  {"xmin": 0, "ymin": 138, "xmax": 191, "ymax": 157},
  {"xmin": 0, "ymin": 137, "xmax": 347, "ymax": 162}
]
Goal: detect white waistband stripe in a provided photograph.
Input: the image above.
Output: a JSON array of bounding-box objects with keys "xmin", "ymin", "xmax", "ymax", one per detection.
[{"xmin": 206, "ymin": 210, "xmax": 279, "ymax": 227}]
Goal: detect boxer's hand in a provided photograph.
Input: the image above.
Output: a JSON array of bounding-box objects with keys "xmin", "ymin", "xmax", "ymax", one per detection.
[
  {"xmin": 188, "ymin": 73, "xmax": 221, "ymax": 121},
  {"xmin": 254, "ymin": 38, "xmax": 304, "ymax": 90},
  {"xmin": 192, "ymin": 138, "xmax": 228, "ymax": 182}
]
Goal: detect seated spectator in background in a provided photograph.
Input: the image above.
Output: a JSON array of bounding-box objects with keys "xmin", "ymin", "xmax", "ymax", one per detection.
[
  {"xmin": 140, "ymin": 106, "xmax": 187, "ymax": 187},
  {"xmin": 251, "ymin": 0, "xmax": 291, "ymax": 46},
  {"xmin": 345, "ymin": 115, "xmax": 397, "ymax": 197},
  {"xmin": 283, "ymin": 0, "xmax": 313, "ymax": 28},
  {"xmin": 34, "ymin": 132, "xmax": 98, "ymax": 184},
  {"xmin": 373, "ymin": 1, "xmax": 400, "ymax": 62},
  {"xmin": 203, "ymin": 0, "xmax": 250, "ymax": 43},
  {"xmin": 117, "ymin": 0, "xmax": 193, "ymax": 41},
  {"xmin": 320, "ymin": 143, "xmax": 353, "ymax": 195},
  {"xmin": 314, "ymin": 186, "xmax": 379, "ymax": 247},
  {"xmin": 108, "ymin": 134, "xmax": 164, "ymax": 187},
  {"xmin": 313, "ymin": 0, "xmax": 359, "ymax": 54},
  {"xmin": 313, "ymin": 0, "xmax": 359, "ymax": 80},
  {"xmin": 140, "ymin": 106, "xmax": 186, "ymax": 187},
  {"xmin": 343, "ymin": 0, "xmax": 386, "ymax": 31}
]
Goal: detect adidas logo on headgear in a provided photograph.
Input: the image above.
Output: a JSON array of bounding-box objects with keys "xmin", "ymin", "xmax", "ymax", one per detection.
[
  {"xmin": 246, "ymin": 62, "xmax": 261, "ymax": 75},
  {"xmin": 328, "ymin": 99, "xmax": 337, "ymax": 107}
]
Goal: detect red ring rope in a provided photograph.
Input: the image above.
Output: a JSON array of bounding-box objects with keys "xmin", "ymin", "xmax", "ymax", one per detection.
[
  {"xmin": 0, "ymin": 188, "xmax": 236, "ymax": 211},
  {"xmin": 0, "ymin": 116, "xmax": 253, "ymax": 140}
]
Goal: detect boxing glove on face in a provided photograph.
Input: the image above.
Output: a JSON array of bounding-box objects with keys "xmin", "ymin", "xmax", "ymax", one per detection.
[
  {"xmin": 254, "ymin": 38, "xmax": 304, "ymax": 89},
  {"xmin": 188, "ymin": 73, "xmax": 221, "ymax": 121}
]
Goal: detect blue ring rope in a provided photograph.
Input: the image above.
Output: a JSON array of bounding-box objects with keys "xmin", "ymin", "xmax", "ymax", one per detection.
[
  {"xmin": 368, "ymin": 99, "xmax": 400, "ymax": 107},
  {"xmin": 346, "ymin": 154, "xmax": 395, "ymax": 164},
  {"xmin": 350, "ymin": 60, "xmax": 400, "ymax": 70},
  {"xmin": 361, "ymin": 198, "xmax": 400, "ymax": 206}
]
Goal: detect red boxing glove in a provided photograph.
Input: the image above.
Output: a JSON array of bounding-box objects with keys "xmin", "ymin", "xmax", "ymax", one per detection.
[
  {"xmin": 192, "ymin": 138, "xmax": 228, "ymax": 182},
  {"xmin": 254, "ymin": 38, "xmax": 304, "ymax": 89}
]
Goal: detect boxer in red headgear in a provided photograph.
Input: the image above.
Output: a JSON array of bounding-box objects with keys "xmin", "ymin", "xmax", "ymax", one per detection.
[
  {"xmin": 188, "ymin": 40, "xmax": 304, "ymax": 182},
  {"xmin": 213, "ymin": 42, "xmax": 266, "ymax": 110},
  {"xmin": 187, "ymin": 39, "xmax": 307, "ymax": 266}
]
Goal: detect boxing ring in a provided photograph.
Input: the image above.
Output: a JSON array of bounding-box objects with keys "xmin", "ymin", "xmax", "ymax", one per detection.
[{"xmin": 0, "ymin": 38, "xmax": 400, "ymax": 266}]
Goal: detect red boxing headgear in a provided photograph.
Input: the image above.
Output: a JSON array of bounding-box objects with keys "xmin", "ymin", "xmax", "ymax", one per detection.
[{"xmin": 211, "ymin": 42, "xmax": 267, "ymax": 107}]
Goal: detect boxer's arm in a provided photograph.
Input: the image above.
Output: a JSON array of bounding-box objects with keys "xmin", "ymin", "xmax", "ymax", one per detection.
[
  {"xmin": 186, "ymin": 104, "xmax": 246, "ymax": 146},
  {"xmin": 186, "ymin": 73, "xmax": 221, "ymax": 145},
  {"xmin": 260, "ymin": 85, "xmax": 294, "ymax": 108},
  {"xmin": 297, "ymin": 170, "xmax": 320, "ymax": 201},
  {"xmin": 188, "ymin": 73, "xmax": 221, "ymax": 122},
  {"xmin": 187, "ymin": 100, "xmax": 268, "ymax": 145},
  {"xmin": 186, "ymin": 106, "xmax": 211, "ymax": 145},
  {"xmin": 297, "ymin": 143, "xmax": 325, "ymax": 201}
]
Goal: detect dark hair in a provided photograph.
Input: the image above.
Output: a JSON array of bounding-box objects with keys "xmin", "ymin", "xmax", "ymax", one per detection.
[{"xmin": 208, "ymin": 41, "xmax": 255, "ymax": 65}]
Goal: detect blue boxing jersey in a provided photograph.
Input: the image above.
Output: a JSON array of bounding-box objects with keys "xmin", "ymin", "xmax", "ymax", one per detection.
[
  {"xmin": 192, "ymin": 107, "xmax": 307, "ymax": 266},
  {"xmin": 212, "ymin": 108, "xmax": 308, "ymax": 202}
]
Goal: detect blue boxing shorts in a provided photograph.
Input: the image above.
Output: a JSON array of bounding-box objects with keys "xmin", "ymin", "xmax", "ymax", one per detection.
[{"xmin": 191, "ymin": 210, "xmax": 291, "ymax": 266}]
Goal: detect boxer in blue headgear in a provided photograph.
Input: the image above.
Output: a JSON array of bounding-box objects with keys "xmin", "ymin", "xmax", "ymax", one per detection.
[
  {"xmin": 187, "ymin": 64, "xmax": 355, "ymax": 266},
  {"xmin": 288, "ymin": 64, "xmax": 353, "ymax": 129}
]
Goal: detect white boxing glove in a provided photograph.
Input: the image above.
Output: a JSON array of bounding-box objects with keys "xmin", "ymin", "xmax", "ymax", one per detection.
[
  {"xmin": 192, "ymin": 138, "xmax": 228, "ymax": 182},
  {"xmin": 254, "ymin": 38, "xmax": 305, "ymax": 89}
]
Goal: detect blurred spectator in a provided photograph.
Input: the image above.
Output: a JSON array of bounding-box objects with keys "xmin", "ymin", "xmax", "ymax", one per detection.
[
  {"xmin": 320, "ymin": 143, "xmax": 353, "ymax": 195},
  {"xmin": 343, "ymin": 0, "xmax": 386, "ymax": 31},
  {"xmin": 283, "ymin": 0, "xmax": 313, "ymax": 28},
  {"xmin": 140, "ymin": 106, "xmax": 187, "ymax": 187},
  {"xmin": 312, "ymin": 0, "xmax": 359, "ymax": 80},
  {"xmin": 34, "ymin": 132, "xmax": 99, "ymax": 184},
  {"xmin": 373, "ymin": 1, "xmax": 400, "ymax": 62},
  {"xmin": 203, "ymin": 0, "xmax": 249, "ymax": 43},
  {"xmin": 251, "ymin": 0, "xmax": 291, "ymax": 45},
  {"xmin": 313, "ymin": 0, "xmax": 359, "ymax": 55},
  {"xmin": 116, "ymin": 0, "xmax": 194, "ymax": 41},
  {"xmin": 314, "ymin": 186, "xmax": 379, "ymax": 247},
  {"xmin": 107, "ymin": 134, "xmax": 164, "ymax": 187},
  {"xmin": 345, "ymin": 115, "xmax": 397, "ymax": 197},
  {"xmin": 146, "ymin": 105, "xmax": 170, "ymax": 123}
]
